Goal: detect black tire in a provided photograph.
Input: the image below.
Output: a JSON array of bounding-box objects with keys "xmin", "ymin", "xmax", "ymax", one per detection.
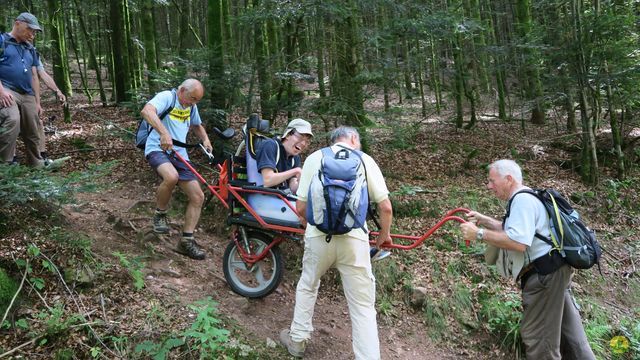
[{"xmin": 222, "ymin": 232, "xmax": 284, "ymax": 298}]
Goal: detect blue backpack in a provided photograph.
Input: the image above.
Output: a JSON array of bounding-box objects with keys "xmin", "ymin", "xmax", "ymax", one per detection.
[
  {"xmin": 307, "ymin": 146, "xmax": 369, "ymax": 242},
  {"xmin": 135, "ymin": 89, "xmax": 177, "ymax": 149}
]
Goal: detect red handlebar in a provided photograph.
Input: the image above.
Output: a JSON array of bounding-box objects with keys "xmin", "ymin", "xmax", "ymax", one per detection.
[{"xmin": 369, "ymin": 207, "xmax": 471, "ymax": 249}]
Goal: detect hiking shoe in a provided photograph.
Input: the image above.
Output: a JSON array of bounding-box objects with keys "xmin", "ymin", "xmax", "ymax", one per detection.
[
  {"xmin": 370, "ymin": 247, "xmax": 391, "ymax": 262},
  {"xmin": 279, "ymin": 329, "xmax": 306, "ymax": 358},
  {"xmin": 176, "ymin": 237, "xmax": 206, "ymax": 260},
  {"xmin": 153, "ymin": 212, "xmax": 170, "ymax": 234},
  {"xmin": 44, "ymin": 156, "xmax": 70, "ymax": 170}
]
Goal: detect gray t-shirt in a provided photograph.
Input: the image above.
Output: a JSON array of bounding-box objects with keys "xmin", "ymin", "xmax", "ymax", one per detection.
[{"xmin": 503, "ymin": 187, "xmax": 553, "ymax": 265}]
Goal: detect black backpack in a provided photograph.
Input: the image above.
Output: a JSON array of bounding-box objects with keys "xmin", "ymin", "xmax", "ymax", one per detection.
[
  {"xmin": 506, "ymin": 188, "xmax": 602, "ymax": 270},
  {"xmin": 135, "ymin": 89, "xmax": 177, "ymax": 149}
]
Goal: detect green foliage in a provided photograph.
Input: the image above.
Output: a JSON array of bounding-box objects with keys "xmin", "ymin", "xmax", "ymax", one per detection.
[
  {"xmin": 32, "ymin": 302, "xmax": 84, "ymax": 339},
  {"xmin": 135, "ymin": 337, "xmax": 185, "ymax": 360},
  {"xmin": 0, "ymin": 162, "xmax": 114, "ymax": 236},
  {"xmin": 184, "ymin": 297, "xmax": 230, "ymax": 359},
  {"xmin": 389, "ymin": 125, "xmax": 416, "ymax": 150},
  {"xmin": 0, "ymin": 267, "xmax": 18, "ymax": 319},
  {"xmin": 479, "ymin": 289, "xmax": 524, "ymax": 357},
  {"xmin": 112, "ymin": 252, "xmax": 145, "ymax": 291}
]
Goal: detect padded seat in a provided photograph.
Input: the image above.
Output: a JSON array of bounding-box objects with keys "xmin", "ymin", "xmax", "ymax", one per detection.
[{"xmin": 229, "ymin": 211, "xmax": 302, "ymax": 230}]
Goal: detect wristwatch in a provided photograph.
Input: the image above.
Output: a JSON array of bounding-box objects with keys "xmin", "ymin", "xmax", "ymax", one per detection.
[{"xmin": 476, "ymin": 228, "xmax": 484, "ymax": 241}]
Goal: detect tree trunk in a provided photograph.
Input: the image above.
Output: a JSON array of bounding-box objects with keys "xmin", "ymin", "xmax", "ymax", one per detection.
[
  {"xmin": 141, "ymin": 0, "xmax": 158, "ymax": 94},
  {"xmin": 46, "ymin": 0, "xmax": 72, "ymax": 122},
  {"xmin": 74, "ymin": 0, "xmax": 107, "ymax": 105},
  {"xmin": 110, "ymin": 0, "xmax": 132, "ymax": 102},
  {"xmin": 208, "ymin": 0, "xmax": 226, "ymax": 116}
]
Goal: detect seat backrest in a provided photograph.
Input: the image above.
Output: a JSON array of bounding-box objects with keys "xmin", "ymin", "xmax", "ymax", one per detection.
[{"xmin": 239, "ymin": 114, "xmax": 273, "ymax": 186}]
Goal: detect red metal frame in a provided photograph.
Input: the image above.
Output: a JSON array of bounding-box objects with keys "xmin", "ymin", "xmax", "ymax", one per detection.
[{"xmin": 172, "ymin": 151, "xmax": 470, "ymax": 265}]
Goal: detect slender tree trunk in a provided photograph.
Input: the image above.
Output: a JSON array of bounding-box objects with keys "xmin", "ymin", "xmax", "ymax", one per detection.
[
  {"xmin": 110, "ymin": 0, "xmax": 132, "ymax": 102},
  {"xmin": 74, "ymin": 0, "xmax": 106, "ymax": 105},
  {"xmin": 253, "ymin": 0, "xmax": 272, "ymax": 120},
  {"xmin": 141, "ymin": 0, "xmax": 158, "ymax": 93},
  {"xmin": 208, "ymin": 0, "xmax": 226, "ymax": 116},
  {"xmin": 46, "ymin": 0, "xmax": 72, "ymax": 122}
]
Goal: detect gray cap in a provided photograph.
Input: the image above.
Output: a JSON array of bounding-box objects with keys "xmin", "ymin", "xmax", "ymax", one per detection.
[
  {"xmin": 16, "ymin": 12, "xmax": 42, "ymax": 32},
  {"xmin": 282, "ymin": 118, "xmax": 313, "ymax": 138}
]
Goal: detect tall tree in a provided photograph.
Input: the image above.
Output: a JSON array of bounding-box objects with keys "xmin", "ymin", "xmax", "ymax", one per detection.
[
  {"xmin": 45, "ymin": 0, "xmax": 72, "ymax": 121},
  {"xmin": 110, "ymin": 0, "xmax": 132, "ymax": 102},
  {"xmin": 208, "ymin": 0, "xmax": 226, "ymax": 113}
]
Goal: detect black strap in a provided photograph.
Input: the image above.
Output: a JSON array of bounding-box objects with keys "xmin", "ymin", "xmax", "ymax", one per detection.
[{"xmin": 334, "ymin": 144, "xmax": 372, "ymax": 232}]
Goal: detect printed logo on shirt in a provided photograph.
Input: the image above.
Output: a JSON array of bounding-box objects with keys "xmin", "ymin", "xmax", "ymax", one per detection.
[{"xmin": 169, "ymin": 108, "xmax": 190, "ymax": 122}]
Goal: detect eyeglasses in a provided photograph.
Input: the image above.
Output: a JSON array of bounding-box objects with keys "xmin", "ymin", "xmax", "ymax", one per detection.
[{"xmin": 291, "ymin": 132, "xmax": 311, "ymax": 146}]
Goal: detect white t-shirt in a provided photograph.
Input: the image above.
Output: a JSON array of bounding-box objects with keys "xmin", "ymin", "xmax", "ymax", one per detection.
[
  {"xmin": 296, "ymin": 142, "xmax": 389, "ymax": 241},
  {"xmin": 503, "ymin": 186, "xmax": 553, "ymax": 264}
]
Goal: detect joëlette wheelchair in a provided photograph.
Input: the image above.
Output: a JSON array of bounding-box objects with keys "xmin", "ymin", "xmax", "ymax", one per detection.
[{"xmin": 172, "ymin": 114, "xmax": 470, "ymax": 298}]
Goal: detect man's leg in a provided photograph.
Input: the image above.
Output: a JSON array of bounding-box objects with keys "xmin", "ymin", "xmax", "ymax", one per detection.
[
  {"xmin": 336, "ymin": 237, "xmax": 379, "ymax": 360},
  {"xmin": 560, "ymin": 283, "xmax": 596, "ymax": 360},
  {"xmin": 178, "ymin": 179, "xmax": 204, "ymax": 233},
  {"xmin": 520, "ymin": 265, "xmax": 572, "ymax": 360},
  {"xmin": 17, "ymin": 94, "xmax": 43, "ymax": 167},
  {"xmin": 0, "ymin": 104, "xmax": 20, "ymax": 163},
  {"xmin": 155, "ymin": 162, "xmax": 179, "ymax": 210},
  {"xmin": 290, "ymin": 235, "xmax": 335, "ymax": 342}
]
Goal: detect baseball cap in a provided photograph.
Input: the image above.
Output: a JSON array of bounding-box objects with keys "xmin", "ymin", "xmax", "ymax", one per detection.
[
  {"xmin": 16, "ymin": 12, "xmax": 42, "ymax": 32},
  {"xmin": 282, "ymin": 118, "xmax": 313, "ymax": 138}
]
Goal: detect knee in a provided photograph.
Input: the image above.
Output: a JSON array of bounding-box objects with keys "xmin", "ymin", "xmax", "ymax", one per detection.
[
  {"xmin": 161, "ymin": 173, "xmax": 179, "ymax": 187},
  {"xmin": 190, "ymin": 188, "xmax": 205, "ymax": 206}
]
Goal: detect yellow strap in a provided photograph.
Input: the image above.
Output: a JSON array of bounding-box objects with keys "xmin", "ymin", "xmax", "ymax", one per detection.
[{"xmin": 548, "ymin": 193, "xmax": 563, "ymax": 251}]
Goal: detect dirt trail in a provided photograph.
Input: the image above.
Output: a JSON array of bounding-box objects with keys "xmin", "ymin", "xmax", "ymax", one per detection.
[{"xmin": 62, "ymin": 171, "xmax": 466, "ymax": 359}]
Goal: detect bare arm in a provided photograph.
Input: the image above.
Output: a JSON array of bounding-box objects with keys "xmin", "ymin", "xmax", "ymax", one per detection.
[
  {"xmin": 375, "ymin": 198, "xmax": 393, "ymax": 247},
  {"xmin": 37, "ymin": 68, "xmax": 66, "ymax": 104},
  {"xmin": 140, "ymin": 103, "xmax": 173, "ymax": 151},
  {"xmin": 191, "ymin": 124, "xmax": 212, "ymax": 152},
  {"xmin": 0, "ymin": 82, "xmax": 15, "ymax": 108},
  {"xmin": 261, "ymin": 167, "xmax": 302, "ymax": 189},
  {"xmin": 460, "ymin": 222, "xmax": 526, "ymax": 252},
  {"xmin": 296, "ymin": 199, "xmax": 307, "ymax": 228}
]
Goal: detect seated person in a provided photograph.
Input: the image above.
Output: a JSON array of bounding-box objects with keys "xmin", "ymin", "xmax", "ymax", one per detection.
[{"xmin": 247, "ymin": 118, "xmax": 313, "ymax": 223}]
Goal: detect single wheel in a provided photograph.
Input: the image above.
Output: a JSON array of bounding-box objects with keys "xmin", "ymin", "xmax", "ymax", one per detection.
[{"xmin": 223, "ymin": 232, "xmax": 284, "ymax": 298}]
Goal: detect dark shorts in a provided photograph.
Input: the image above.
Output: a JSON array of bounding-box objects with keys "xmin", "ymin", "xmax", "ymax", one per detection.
[{"xmin": 146, "ymin": 151, "xmax": 197, "ymax": 182}]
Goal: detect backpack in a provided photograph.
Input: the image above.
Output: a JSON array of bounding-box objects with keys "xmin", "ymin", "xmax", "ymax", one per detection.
[
  {"xmin": 135, "ymin": 89, "xmax": 177, "ymax": 149},
  {"xmin": 506, "ymin": 188, "xmax": 602, "ymax": 270},
  {"xmin": 307, "ymin": 145, "xmax": 369, "ymax": 242}
]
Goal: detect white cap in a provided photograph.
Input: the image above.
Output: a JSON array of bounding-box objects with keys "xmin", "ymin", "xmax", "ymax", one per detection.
[{"xmin": 282, "ymin": 118, "xmax": 313, "ymax": 138}]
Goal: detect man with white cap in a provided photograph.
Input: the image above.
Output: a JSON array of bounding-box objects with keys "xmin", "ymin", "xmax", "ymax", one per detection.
[
  {"xmin": 256, "ymin": 118, "xmax": 313, "ymax": 194},
  {"xmin": 0, "ymin": 12, "xmax": 46, "ymax": 167}
]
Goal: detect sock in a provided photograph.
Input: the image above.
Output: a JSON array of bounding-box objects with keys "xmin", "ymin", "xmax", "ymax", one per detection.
[
  {"xmin": 182, "ymin": 232, "xmax": 193, "ymax": 238},
  {"xmin": 155, "ymin": 208, "xmax": 167, "ymax": 214},
  {"xmin": 41, "ymin": 151, "xmax": 48, "ymax": 159}
]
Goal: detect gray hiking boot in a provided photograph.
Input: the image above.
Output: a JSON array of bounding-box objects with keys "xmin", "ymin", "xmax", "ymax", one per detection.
[
  {"xmin": 279, "ymin": 329, "xmax": 306, "ymax": 358},
  {"xmin": 43, "ymin": 156, "xmax": 71, "ymax": 170},
  {"xmin": 176, "ymin": 237, "xmax": 206, "ymax": 260},
  {"xmin": 153, "ymin": 212, "xmax": 170, "ymax": 234}
]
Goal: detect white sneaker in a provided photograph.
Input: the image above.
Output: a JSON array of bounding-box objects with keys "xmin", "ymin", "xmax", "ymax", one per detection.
[
  {"xmin": 370, "ymin": 247, "xmax": 391, "ymax": 261},
  {"xmin": 44, "ymin": 156, "xmax": 71, "ymax": 170}
]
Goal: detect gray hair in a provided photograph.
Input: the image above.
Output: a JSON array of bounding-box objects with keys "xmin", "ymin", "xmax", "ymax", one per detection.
[
  {"xmin": 489, "ymin": 159, "xmax": 523, "ymax": 183},
  {"xmin": 330, "ymin": 126, "xmax": 359, "ymax": 144},
  {"xmin": 179, "ymin": 78, "xmax": 202, "ymax": 93}
]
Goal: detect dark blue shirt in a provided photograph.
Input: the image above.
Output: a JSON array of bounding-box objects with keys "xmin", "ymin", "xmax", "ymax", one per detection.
[
  {"xmin": 0, "ymin": 33, "xmax": 40, "ymax": 95},
  {"xmin": 256, "ymin": 138, "xmax": 301, "ymax": 189}
]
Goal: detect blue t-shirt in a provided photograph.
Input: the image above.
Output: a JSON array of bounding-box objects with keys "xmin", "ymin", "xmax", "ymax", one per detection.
[
  {"xmin": 144, "ymin": 89, "xmax": 201, "ymax": 160},
  {"xmin": 255, "ymin": 138, "xmax": 301, "ymax": 189},
  {"xmin": 0, "ymin": 33, "xmax": 40, "ymax": 95}
]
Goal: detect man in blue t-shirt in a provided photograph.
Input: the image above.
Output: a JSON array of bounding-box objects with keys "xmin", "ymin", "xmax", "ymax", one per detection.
[
  {"xmin": 140, "ymin": 79, "xmax": 213, "ymax": 260},
  {"xmin": 255, "ymin": 118, "xmax": 313, "ymax": 194},
  {"xmin": 0, "ymin": 13, "xmax": 44, "ymax": 167}
]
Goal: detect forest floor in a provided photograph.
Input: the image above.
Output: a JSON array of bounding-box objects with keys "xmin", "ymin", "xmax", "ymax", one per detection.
[{"xmin": 1, "ymin": 90, "xmax": 639, "ymax": 359}]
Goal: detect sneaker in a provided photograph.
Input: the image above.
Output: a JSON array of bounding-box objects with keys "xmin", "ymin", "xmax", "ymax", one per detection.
[
  {"xmin": 176, "ymin": 237, "xmax": 206, "ymax": 260},
  {"xmin": 153, "ymin": 212, "xmax": 170, "ymax": 234},
  {"xmin": 279, "ymin": 329, "xmax": 305, "ymax": 358},
  {"xmin": 43, "ymin": 156, "xmax": 70, "ymax": 170},
  {"xmin": 370, "ymin": 247, "xmax": 391, "ymax": 262}
]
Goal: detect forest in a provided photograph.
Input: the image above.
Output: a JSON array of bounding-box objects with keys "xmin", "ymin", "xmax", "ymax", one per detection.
[{"xmin": 0, "ymin": 0, "xmax": 639, "ymax": 359}]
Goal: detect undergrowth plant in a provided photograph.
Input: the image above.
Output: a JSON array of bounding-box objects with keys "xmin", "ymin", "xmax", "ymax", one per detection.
[
  {"xmin": 478, "ymin": 288, "xmax": 524, "ymax": 357},
  {"xmin": 112, "ymin": 252, "xmax": 145, "ymax": 290}
]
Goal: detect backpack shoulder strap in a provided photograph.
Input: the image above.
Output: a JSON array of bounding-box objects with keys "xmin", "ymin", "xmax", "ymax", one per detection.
[
  {"xmin": 503, "ymin": 188, "xmax": 555, "ymax": 246},
  {"xmin": 157, "ymin": 89, "xmax": 177, "ymax": 120}
]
